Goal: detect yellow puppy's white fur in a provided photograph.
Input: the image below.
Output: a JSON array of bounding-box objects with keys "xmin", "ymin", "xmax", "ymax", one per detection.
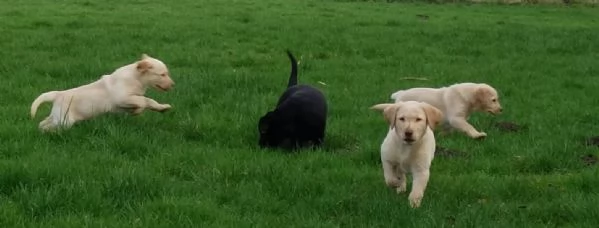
[
  {"xmin": 390, "ymin": 83, "xmax": 502, "ymax": 139},
  {"xmin": 30, "ymin": 54, "xmax": 175, "ymax": 132},
  {"xmin": 371, "ymin": 101, "xmax": 443, "ymax": 208}
]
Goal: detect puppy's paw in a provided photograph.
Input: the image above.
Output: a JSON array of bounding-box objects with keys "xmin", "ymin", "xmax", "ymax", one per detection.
[
  {"xmin": 470, "ymin": 131, "xmax": 487, "ymax": 139},
  {"xmin": 39, "ymin": 123, "xmax": 65, "ymax": 133},
  {"xmin": 408, "ymin": 192, "xmax": 424, "ymax": 208},
  {"xmin": 385, "ymin": 177, "xmax": 401, "ymax": 189},
  {"xmin": 157, "ymin": 104, "xmax": 172, "ymax": 112},
  {"xmin": 396, "ymin": 176, "xmax": 407, "ymax": 193},
  {"xmin": 39, "ymin": 125, "xmax": 56, "ymax": 133},
  {"xmin": 396, "ymin": 185, "xmax": 407, "ymax": 194}
]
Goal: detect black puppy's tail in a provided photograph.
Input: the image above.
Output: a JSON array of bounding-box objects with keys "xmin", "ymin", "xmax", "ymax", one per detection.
[{"xmin": 286, "ymin": 50, "xmax": 298, "ymax": 88}]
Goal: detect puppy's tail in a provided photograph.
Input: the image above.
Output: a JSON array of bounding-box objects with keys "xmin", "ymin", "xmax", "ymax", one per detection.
[
  {"xmin": 390, "ymin": 91, "xmax": 402, "ymax": 100},
  {"xmin": 286, "ymin": 50, "xmax": 298, "ymax": 88},
  {"xmin": 30, "ymin": 91, "xmax": 58, "ymax": 118}
]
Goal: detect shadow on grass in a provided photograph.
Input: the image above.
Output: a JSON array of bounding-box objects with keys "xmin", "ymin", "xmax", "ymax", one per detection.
[{"xmin": 249, "ymin": 132, "xmax": 361, "ymax": 155}]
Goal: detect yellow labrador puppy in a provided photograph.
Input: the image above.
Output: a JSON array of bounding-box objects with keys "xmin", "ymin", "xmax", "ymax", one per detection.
[
  {"xmin": 30, "ymin": 54, "xmax": 174, "ymax": 132},
  {"xmin": 390, "ymin": 83, "xmax": 502, "ymax": 139},
  {"xmin": 371, "ymin": 101, "xmax": 443, "ymax": 208}
]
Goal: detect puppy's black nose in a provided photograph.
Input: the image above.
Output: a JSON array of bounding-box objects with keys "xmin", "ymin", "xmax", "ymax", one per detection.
[{"xmin": 405, "ymin": 131, "xmax": 413, "ymax": 137}]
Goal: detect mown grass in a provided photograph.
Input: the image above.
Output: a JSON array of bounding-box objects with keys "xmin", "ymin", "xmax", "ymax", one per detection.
[{"xmin": 1, "ymin": 0, "xmax": 598, "ymax": 227}]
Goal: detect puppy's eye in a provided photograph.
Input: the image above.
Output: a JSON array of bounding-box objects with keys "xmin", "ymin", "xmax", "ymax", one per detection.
[
  {"xmin": 160, "ymin": 73, "xmax": 167, "ymax": 77},
  {"xmin": 492, "ymin": 99, "xmax": 497, "ymax": 102},
  {"xmin": 416, "ymin": 118, "xmax": 422, "ymax": 122},
  {"xmin": 399, "ymin": 117, "xmax": 405, "ymax": 121}
]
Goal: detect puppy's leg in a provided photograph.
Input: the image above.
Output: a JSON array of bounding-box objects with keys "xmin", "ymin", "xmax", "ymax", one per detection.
[
  {"xmin": 122, "ymin": 96, "xmax": 171, "ymax": 115},
  {"xmin": 124, "ymin": 96, "xmax": 149, "ymax": 115},
  {"xmin": 39, "ymin": 116, "xmax": 55, "ymax": 132},
  {"xmin": 40, "ymin": 116, "xmax": 76, "ymax": 132},
  {"xmin": 394, "ymin": 167, "xmax": 407, "ymax": 193},
  {"xmin": 39, "ymin": 102, "xmax": 78, "ymax": 132},
  {"xmin": 383, "ymin": 161, "xmax": 402, "ymax": 190},
  {"xmin": 311, "ymin": 130, "xmax": 325, "ymax": 147},
  {"xmin": 448, "ymin": 116, "xmax": 486, "ymax": 139},
  {"xmin": 144, "ymin": 97, "xmax": 171, "ymax": 112},
  {"xmin": 408, "ymin": 170, "xmax": 430, "ymax": 208}
]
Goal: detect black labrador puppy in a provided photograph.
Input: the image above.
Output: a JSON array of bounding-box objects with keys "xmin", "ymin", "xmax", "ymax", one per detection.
[{"xmin": 258, "ymin": 50, "xmax": 328, "ymax": 151}]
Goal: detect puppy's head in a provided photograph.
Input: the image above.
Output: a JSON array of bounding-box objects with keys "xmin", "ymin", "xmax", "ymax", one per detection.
[
  {"xmin": 135, "ymin": 54, "xmax": 175, "ymax": 91},
  {"xmin": 474, "ymin": 84, "xmax": 502, "ymax": 115},
  {"xmin": 371, "ymin": 101, "xmax": 443, "ymax": 145},
  {"xmin": 258, "ymin": 110, "xmax": 293, "ymax": 148}
]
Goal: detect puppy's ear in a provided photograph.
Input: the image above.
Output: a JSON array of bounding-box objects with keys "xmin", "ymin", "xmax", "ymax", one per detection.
[
  {"xmin": 136, "ymin": 60, "xmax": 153, "ymax": 73},
  {"xmin": 474, "ymin": 85, "xmax": 491, "ymax": 106},
  {"xmin": 258, "ymin": 112, "xmax": 273, "ymax": 133},
  {"xmin": 258, "ymin": 120, "xmax": 269, "ymax": 134},
  {"xmin": 371, "ymin": 103, "xmax": 400, "ymax": 128},
  {"xmin": 420, "ymin": 102, "xmax": 444, "ymax": 130}
]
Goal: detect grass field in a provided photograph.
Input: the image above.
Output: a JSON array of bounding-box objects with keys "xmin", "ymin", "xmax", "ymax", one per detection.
[{"xmin": 1, "ymin": 0, "xmax": 599, "ymax": 227}]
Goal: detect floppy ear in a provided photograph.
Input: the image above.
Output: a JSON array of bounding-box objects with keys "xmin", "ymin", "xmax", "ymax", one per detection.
[
  {"xmin": 473, "ymin": 85, "xmax": 490, "ymax": 106},
  {"xmin": 258, "ymin": 112, "xmax": 274, "ymax": 133},
  {"xmin": 420, "ymin": 102, "xmax": 444, "ymax": 130},
  {"xmin": 136, "ymin": 60, "xmax": 153, "ymax": 73},
  {"xmin": 371, "ymin": 103, "xmax": 401, "ymax": 128},
  {"xmin": 258, "ymin": 120, "xmax": 269, "ymax": 134}
]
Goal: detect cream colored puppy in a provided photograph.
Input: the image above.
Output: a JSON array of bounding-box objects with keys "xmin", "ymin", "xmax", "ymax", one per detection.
[
  {"xmin": 30, "ymin": 54, "xmax": 174, "ymax": 132},
  {"xmin": 371, "ymin": 101, "xmax": 443, "ymax": 208},
  {"xmin": 390, "ymin": 83, "xmax": 502, "ymax": 139}
]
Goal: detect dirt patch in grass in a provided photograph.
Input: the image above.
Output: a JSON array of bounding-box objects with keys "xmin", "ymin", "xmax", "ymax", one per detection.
[
  {"xmin": 494, "ymin": 121, "xmax": 526, "ymax": 133},
  {"xmin": 583, "ymin": 136, "xmax": 599, "ymax": 147},
  {"xmin": 580, "ymin": 154, "xmax": 597, "ymax": 166},
  {"xmin": 444, "ymin": 215, "xmax": 456, "ymax": 225},
  {"xmin": 436, "ymin": 146, "xmax": 464, "ymax": 158},
  {"xmin": 416, "ymin": 14, "xmax": 429, "ymax": 21}
]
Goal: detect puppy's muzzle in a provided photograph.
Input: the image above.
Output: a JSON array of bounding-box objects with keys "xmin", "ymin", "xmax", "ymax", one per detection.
[
  {"xmin": 403, "ymin": 131, "xmax": 415, "ymax": 144},
  {"xmin": 488, "ymin": 107, "xmax": 502, "ymax": 115},
  {"xmin": 156, "ymin": 81, "xmax": 174, "ymax": 91}
]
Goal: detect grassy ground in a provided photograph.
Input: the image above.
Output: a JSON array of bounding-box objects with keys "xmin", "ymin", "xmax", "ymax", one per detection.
[{"xmin": 1, "ymin": 0, "xmax": 598, "ymax": 227}]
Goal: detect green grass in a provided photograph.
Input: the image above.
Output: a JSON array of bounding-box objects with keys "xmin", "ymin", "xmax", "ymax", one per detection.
[{"xmin": 1, "ymin": 0, "xmax": 599, "ymax": 227}]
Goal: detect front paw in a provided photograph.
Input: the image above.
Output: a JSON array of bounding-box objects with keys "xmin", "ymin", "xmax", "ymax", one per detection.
[
  {"xmin": 470, "ymin": 131, "xmax": 487, "ymax": 139},
  {"xmin": 396, "ymin": 184, "xmax": 407, "ymax": 194},
  {"xmin": 385, "ymin": 177, "xmax": 401, "ymax": 189},
  {"xmin": 157, "ymin": 104, "xmax": 171, "ymax": 112},
  {"xmin": 396, "ymin": 177, "xmax": 407, "ymax": 193},
  {"xmin": 408, "ymin": 191, "xmax": 424, "ymax": 208}
]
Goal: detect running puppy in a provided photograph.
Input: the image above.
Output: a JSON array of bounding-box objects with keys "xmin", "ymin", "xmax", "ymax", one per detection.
[
  {"xmin": 30, "ymin": 54, "xmax": 174, "ymax": 132},
  {"xmin": 390, "ymin": 83, "xmax": 502, "ymax": 139},
  {"xmin": 371, "ymin": 101, "xmax": 443, "ymax": 208},
  {"xmin": 258, "ymin": 50, "xmax": 327, "ymax": 150}
]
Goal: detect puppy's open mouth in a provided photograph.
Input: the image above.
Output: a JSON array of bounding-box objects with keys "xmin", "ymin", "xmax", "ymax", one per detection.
[
  {"xmin": 404, "ymin": 138, "xmax": 415, "ymax": 144},
  {"xmin": 154, "ymin": 85, "xmax": 169, "ymax": 91}
]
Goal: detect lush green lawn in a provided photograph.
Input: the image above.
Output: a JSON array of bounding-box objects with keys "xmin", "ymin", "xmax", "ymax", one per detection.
[{"xmin": 1, "ymin": 0, "xmax": 598, "ymax": 227}]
